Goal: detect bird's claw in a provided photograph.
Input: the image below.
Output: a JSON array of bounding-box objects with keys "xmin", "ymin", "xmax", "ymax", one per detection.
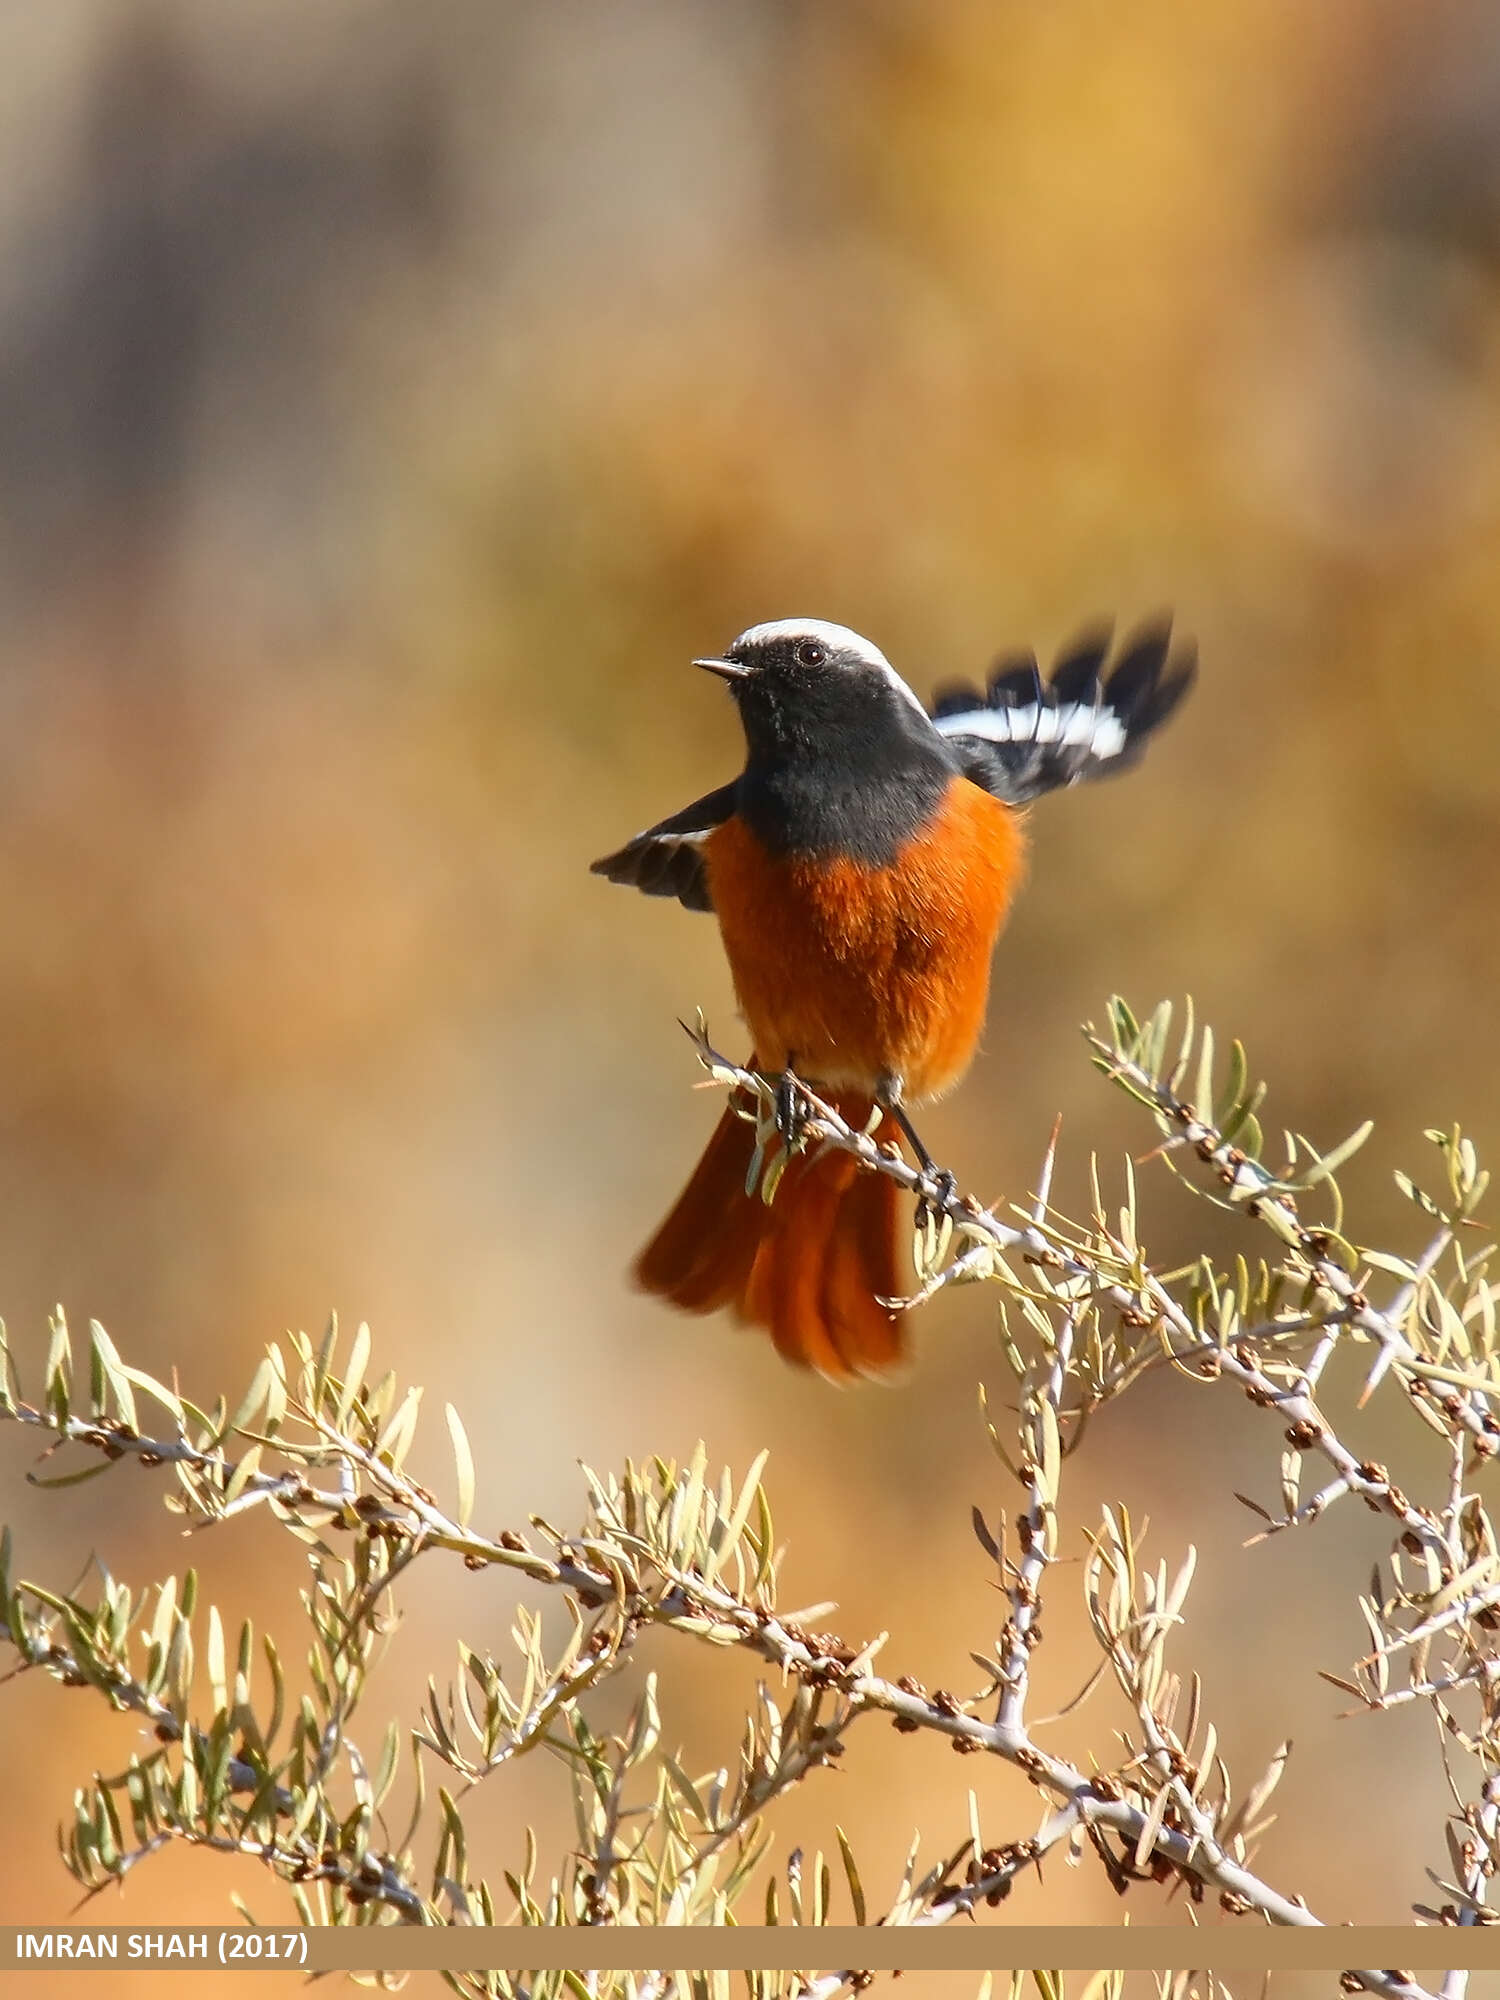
[
  {"xmin": 774, "ymin": 1065, "xmax": 809, "ymax": 1149},
  {"xmin": 915, "ymin": 1164, "xmax": 959, "ymax": 1229}
]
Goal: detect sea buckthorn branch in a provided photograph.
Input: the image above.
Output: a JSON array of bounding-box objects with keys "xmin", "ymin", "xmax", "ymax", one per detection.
[
  {"xmin": 0, "ymin": 996, "xmax": 1488, "ymax": 1997},
  {"xmin": 1083, "ymin": 1005, "xmax": 1499, "ymax": 1443},
  {"xmin": 683, "ymin": 1002, "xmax": 1499, "ymax": 1985},
  {"xmin": 0, "ymin": 1305, "xmax": 1435, "ymax": 1986},
  {"xmin": 689, "ymin": 1026, "xmax": 1462, "ymax": 1567}
]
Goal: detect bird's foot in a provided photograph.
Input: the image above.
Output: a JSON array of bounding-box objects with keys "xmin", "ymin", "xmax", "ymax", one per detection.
[
  {"xmin": 773, "ymin": 1062, "xmax": 810, "ymax": 1150},
  {"xmin": 914, "ymin": 1164, "xmax": 959, "ymax": 1230},
  {"xmin": 878, "ymin": 1083, "xmax": 958, "ymax": 1225}
]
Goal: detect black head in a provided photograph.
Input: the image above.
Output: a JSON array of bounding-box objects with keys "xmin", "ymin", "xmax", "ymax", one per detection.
[
  {"xmin": 696, "ymin": 618, "xmax": 940, "ymax": 765},
  {"xmin": 695, "ymin": 618, "xmax": 957, "ymax": 863}
]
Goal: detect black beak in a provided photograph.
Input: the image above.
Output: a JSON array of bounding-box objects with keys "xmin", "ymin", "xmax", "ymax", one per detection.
[{"xmin": 694, "ymin": 655, "xmax": 751, "ymax": 682}]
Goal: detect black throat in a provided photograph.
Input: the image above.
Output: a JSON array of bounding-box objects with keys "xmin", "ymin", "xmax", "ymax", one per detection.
[{"xmin": 734, "ymin": 673, "xmax": 959, "ymax": 867}]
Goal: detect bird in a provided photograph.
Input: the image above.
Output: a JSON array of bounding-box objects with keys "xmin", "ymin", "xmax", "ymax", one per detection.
[{"xmin": 591, "ymin": 615, "xmax": 1196, "ymax": 1379}]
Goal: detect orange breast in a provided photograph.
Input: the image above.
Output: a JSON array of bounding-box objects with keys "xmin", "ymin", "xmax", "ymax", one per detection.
[{"xmin": 704, "ymin": 778, "xmax": 1025, "ymax": 1104}]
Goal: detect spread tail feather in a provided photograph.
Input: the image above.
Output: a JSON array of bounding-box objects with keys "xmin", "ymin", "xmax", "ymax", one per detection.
[{"xmin": 634, "ymin": 1080, "xmax": 908, "ymax": 1379}]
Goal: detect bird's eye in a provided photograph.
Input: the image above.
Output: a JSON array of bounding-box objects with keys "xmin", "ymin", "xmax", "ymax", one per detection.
[{"xmin": 794, "ymin": 640, "xmax": 827, "ymax": 668}]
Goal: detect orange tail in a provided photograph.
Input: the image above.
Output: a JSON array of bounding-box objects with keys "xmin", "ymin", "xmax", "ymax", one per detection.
[{"xmin": 635, "ymin": 1085, "xmax": 908, "ymax": 1379}]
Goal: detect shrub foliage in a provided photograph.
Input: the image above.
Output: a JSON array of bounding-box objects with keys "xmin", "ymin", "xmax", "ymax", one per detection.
[{"xmin": 2, "ymin": 999, "xmax": 1496, "ymax": 1999}]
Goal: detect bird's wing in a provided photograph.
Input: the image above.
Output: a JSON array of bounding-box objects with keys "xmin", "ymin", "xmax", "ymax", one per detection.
[
  {"xmin": 589, "ymin": 782, "xmax": 737, "ymax": 914},
  {"xmin": 930, "ymin": 619, "xmax": 1196, "ymax": 805}
]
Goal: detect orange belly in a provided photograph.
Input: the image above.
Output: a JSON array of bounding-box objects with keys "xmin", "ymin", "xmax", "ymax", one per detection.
[{"xmin": 704, "ymin": 779, "xmax": 1025, "ymax": 1103}]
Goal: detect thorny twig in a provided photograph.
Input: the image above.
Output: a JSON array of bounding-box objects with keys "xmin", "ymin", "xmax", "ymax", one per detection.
[
  {"xmin": 5, "ymin": 999, "xmax": 1499, "ymax": 1996},
  {"xmin": 0, "ymin": 1325, "xmax": 1439, "ymax": 1988}
]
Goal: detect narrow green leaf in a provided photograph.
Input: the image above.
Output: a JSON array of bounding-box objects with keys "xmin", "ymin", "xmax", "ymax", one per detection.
[
  {"xmin": 89, "ymin": 1323, "xmax": 138, "ymax": 1432},
  {"xmin": 261, "ymin": 1634, "xmax": 285, "ymax": 1748},
  {"xmin": 45, "ymin": 1309, "xmax": 71, "ymax": 1426},
  {"xmin": 223, "ymin": 1358, "xmax": 275, "ymax": 1448},
  {"xmin": 445, "ymin": 1405, "xmax": 477, "ymax": 1528},
  {"xmin": 336, "ymin": 1321, "xmax": 373, "ymax": 1432},
  {"xmin": 1394, "ymin": 1170, "xmax": 1445, "ymax": 1219},
  {"xmin": 27, "ymin": 1461, "xmax": 112, "ymax": 1491},
  {"xmin": 262, "ymin": 1348, "xmax": 288, "ymax": 1436},
  {"xmin": 207, "ymin": 1606, "xmax": 227, "ymax": 1716},
  {"xmin": 120, "ymin": 1363, "xmax": 182, "ymax": 1426},
  {"xmin": 223, "ymin": 1444, "xmax": 263, "ymax": 1509},
  {"xmin": 372, "ymin": 1718, "xmax": 402, "ymax": 1811},
  {"xmin": 1301, "ymin": 1120, "xmax": 1374, "ymax": 1189},
  {"xmin": 662, "ymin": 1755, "xmax": 709, "ymax": 1826},
  {"xmin": 1215, "ymin": 1038, "xmax": 1249, "ymax": 1126},
  {"xmin": 702, "ymin": 1448, "xmax": 769, "ymax": 1586},
  {"xmin": 375, "ymin": 1386, "xmax": 424, "ymax": 1469},
  {"xmin": 313, "ymin": 1317, "xmax": 340, "ymax": 1407},
  {"xmin": 835, "ymin": 1825, "xmax": 866, "ymax": 1925},
  {"xmin": 1191, "ymin": 1020, "xmax": 1214, "ymax": 1118}
]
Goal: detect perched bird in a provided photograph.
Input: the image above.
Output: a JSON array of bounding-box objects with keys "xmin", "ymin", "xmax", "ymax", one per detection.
[{"xmin": 592, "ymin": 616, "xmax": 1195, "ymax": 1378}]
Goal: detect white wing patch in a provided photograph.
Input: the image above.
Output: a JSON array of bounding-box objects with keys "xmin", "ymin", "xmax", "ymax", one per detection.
[
  {"xmin": 934, "ymin": 701, "xmax": 1129, "ymax": 759},
  {"xmin": 927, "ymin": 621, "xmax": 1196, "ymax": 806}
]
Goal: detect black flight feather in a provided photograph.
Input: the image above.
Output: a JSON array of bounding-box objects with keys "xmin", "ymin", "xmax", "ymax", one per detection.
[
  {"xmin": 931, "ymin": 618, "xmax": 1195, "ymax": 806},
  {"xmin": 589, "ymin": 782, "xmax": 736, "ymax": 914}
]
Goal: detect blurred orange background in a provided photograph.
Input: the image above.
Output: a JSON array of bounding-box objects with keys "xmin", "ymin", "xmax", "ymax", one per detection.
[{"xmin": 3, "ymin": 2, "xmax": 1500, "ymax": 1992}]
